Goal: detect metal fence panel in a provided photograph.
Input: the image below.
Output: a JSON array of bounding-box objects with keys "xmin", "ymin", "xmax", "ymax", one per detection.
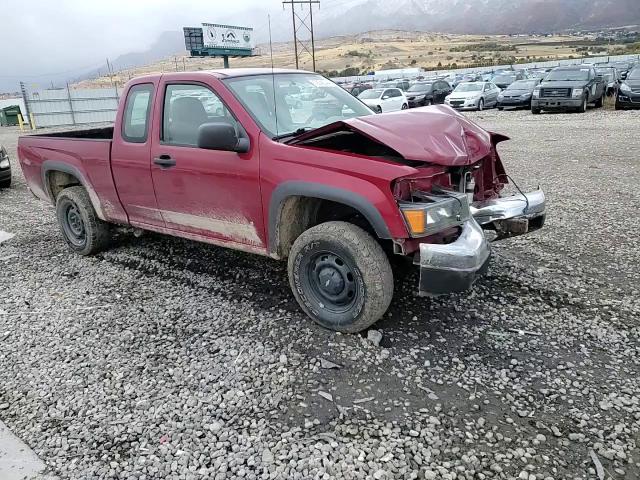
[{"xmin": 24, "ymin": 86, "xmax": 119, "ymax": 128}]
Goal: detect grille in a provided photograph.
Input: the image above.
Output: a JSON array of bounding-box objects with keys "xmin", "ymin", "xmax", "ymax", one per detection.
[
  {"xmin": 540, "ymin": 88, "xmax": 571, "ymax": 98},
  {"xmin": 450, "ymin": 100, "xmax": 465, "ymax": 106},
  {"xmin": 632, "ymin": 87, "xmax": 640, "ymax": 93}
]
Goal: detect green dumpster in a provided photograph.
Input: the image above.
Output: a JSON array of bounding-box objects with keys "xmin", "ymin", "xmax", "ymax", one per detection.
[{"xmin": 0, "ymin": 105, "xmax": 22, "ymax": 126}]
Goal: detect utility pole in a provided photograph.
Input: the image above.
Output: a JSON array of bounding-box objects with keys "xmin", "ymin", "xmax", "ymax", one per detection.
[{"xmin": 282, "ymin": 0, "xmax": 320, "ymax": 71}]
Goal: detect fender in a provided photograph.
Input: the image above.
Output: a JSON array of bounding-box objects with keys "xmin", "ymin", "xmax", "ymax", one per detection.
[
  {"xmin": 41, "ymin": 160, "xmax": 107, "ymax": 221},
  {"xmin": 268, "ymin": 181, "xmax": 392, "ymax": 254}
]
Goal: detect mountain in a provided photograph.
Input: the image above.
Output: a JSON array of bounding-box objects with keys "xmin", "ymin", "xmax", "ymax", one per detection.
[{"xmin": 314, "ymin": 0, "xmax": 640, "ymax": 36}]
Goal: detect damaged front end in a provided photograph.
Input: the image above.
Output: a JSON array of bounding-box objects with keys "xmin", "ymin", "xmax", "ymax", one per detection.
[
  {"xmin": 391, "ymin": 131, "xmax": 546, "ymax": 297},
  {"xmin": 288, "ymin": 107, "xmax": 546, "ymax": 297}
]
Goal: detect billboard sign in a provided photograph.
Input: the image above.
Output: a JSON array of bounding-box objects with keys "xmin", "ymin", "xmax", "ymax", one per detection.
[{"xmin": 202, "ymin": 23, "xmax": 254, "ymax": 51}]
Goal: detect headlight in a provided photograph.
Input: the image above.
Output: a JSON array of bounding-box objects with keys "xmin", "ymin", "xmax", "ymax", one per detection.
[
  {"xmin": 399, "ymin": 191, "xmax": 470, "ymax": 237},
  {"xmin": 0, "ymin": 158, "xmax": 9, "ymax": 169},
  {"xmin": 572, "ymin": 88, "xmax": 584, "ymax": 97},
  {"xmin": 620, "ymin": 83, "xmax": 631, "ymax": 92},
  {"xmin": 533, "ymin": 88, "xmax": 540, "ymax": 98},
  {"xmin": 498, "ymin": 93, "xmax": 504, "ymax": 101},
  {"xmin": 520, "ymin": 93, "xmax": 532, "ymax": 99}
]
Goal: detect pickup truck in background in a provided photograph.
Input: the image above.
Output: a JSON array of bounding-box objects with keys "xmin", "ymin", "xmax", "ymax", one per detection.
[
  {"xmin": 531, "ymin": 65, "xmax": 606, "ymax": 114},
  {"xmin": 18, "ymin": 68, "xmax": 546, "ymax": 333}
]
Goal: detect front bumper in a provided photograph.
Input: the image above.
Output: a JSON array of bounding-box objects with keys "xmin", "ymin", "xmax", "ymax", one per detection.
[
  {"xmin": 616, "ymin": 91, "xmax": 640, "ymax": 108},
  {"xmin": 447, "ymin": 100, "xmax": 480, "ymax": 111},
  {"xmin": 498, "ymin": 98, "xmax": 530, "ymax": 108},
  {"xmin": 416, "ymin": 189, "xmax": 546, "ymax": 296},
  {"xmin": 531, "ymin": 97, "xmax": 582, "ymax": 109}
]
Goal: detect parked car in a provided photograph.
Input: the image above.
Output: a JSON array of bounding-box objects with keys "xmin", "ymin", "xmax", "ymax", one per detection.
[
  {"xmin": 0, "ymin": 145, "xmax": 11, "ymax": 188},
  {"xmin": 616, "ymin": 66, "xmax": 640, "ymax": 110},
  {"xmin": 596, "ymin": 67, "xmax": 621, "ymax": 97},
  {"xmin": 405, "ymin": 80, "xmax": 452, "ymax": 107},
  {"xmin": 444, "ymin": 81, "xmax": 501, "ymax": 111},
  {"xmin": 379, "ymin": 79, "xmax": 411, "ymax": 91},
  {"xmin": 497, "ymin": 79, "xmax": 541, "ymax": 110},
  {"xmin": 348, "ymin": 83, "xmax": 372, "ymax": 97},
  {"xmin": 358, "ymin": 88, "xmax": 408, "ymax": 113},
  {"xmin": 609, "ymin": 61, "xmax": 637, "ymax": 80},
  {"xmin": 491, "ymin": 71, "xmax": 526, "ymax": 90},
  {"xmin": 17, "ymin": 68, "xmax": 545, "ymax": 333},
  {"xmin": 531, "ymin": 65, "xmax": 606, "ymax": 114}
]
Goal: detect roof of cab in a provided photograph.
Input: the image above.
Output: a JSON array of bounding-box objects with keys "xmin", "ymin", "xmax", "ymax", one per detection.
[{"xmin": 206, "ymin": 68, "xmax": 312, "ymax": 78}]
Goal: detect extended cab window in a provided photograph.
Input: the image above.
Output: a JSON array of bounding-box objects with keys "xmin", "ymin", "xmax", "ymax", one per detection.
[
  {"xmin": 162, "ymin": 84, "xmax": 237, "ymax": 147},
  {"xmin": 122, "ymin": 84, "xmax": 153, "ymax": 143}
]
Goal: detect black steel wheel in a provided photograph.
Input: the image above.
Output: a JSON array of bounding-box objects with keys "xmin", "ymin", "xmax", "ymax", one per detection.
[
  {"xmin": 56, "ymin": 186, "xmax": 111, "ymax": 255},
  {"xmin": 60, "ymin": 200, "xmax": 87, "ymax": 248},
  {"xmin": 288, "ymin": 221, "xmax": 393, "ymax": 333}
]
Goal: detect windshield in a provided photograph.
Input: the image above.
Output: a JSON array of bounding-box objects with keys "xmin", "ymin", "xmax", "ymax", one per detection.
[
  {"xmin": 507, "ymin": 80, "xmax": 537, "ymax": 90},
  {"xmin": 546, "ymin": 69, "xmax": 590, "ymax": 81},
  {"xmin": 223, "ymin": 73, "xmax": 373, "ymax": 138},
  {"xmin": 628, "ymin": 68, "xmax": 640, "ymax": 80},
  {"xmin": 492, "ymin": 74, "xmax": 516, "ymax": 83},
  {"xmin": 407, "ymin": 83, "xmax": 433, "ymax": 92},
  {"xmin": 358, "ymin": 89, "xmax": 382, "ymax": 99},
  {"xmin": 454, "ymin": 83, "xmax": 483, "ymax": 92}
]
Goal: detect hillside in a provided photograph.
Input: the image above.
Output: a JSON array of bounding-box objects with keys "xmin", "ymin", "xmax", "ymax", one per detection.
[{"xmin": 74, "ymin": 30, "xmax": 634, "ymax": 89}]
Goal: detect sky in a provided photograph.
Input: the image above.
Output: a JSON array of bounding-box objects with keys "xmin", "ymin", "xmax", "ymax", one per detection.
[{"xmin": 0, "ymin": 0, "xmax": 290, "ymax": 92}]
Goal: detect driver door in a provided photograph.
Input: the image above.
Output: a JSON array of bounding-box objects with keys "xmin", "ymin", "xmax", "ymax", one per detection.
[{"xmin": 149, "ymin": 81, "xmax": 265, "ymax": 248}]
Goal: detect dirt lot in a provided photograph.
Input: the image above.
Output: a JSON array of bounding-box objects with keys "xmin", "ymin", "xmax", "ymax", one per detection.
[{"xmin": 1, "ymin": 108, "xmax": 639, "ymax": 479}]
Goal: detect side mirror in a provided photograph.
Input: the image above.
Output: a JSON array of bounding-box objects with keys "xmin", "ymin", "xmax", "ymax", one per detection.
[
  {"xmin": 382, "ymin": 95, "xmax": 390, "ymax": 100},
  {"xmin": 197, "ymin": 123, "xmax": 250, "ymax": 153}
]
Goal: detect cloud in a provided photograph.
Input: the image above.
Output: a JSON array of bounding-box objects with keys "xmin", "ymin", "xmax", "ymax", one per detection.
[{"xmin": 0, "ymin": 0, "xmax": 275, "ymax": 91}]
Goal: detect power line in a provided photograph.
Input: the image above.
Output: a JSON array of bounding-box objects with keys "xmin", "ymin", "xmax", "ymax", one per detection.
[{"xmin": 282, "ymin": 0, "xmax": 320, "ymax": 71}]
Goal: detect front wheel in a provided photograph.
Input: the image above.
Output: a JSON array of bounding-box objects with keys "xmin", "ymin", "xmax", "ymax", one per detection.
[
  {"xmin": 56, "ymin": 186, "xmax": 111, "ymax": 255},
  {"xmin": 594, "ymin": 95, "xmax": 604, "ymax": 108},
  {"xmin": 478, "ymin": 98, "xmax": 484, "ymax": 111},
  {"xmin": 376, "ymin": 105, "xmax": 383, "ymax": 114},
  {"xmin": 578, "ymin": 96, "xmax": 588, "ymax": 113},
  {"xmin": 287, "ymin": 221, "xmax": 394, "ymax": 333},
  {"xmin": 532, "ymin": 107, "xmax": 541, "ymax": 115},
  {"xmin": 401, "ymin": 103, "xmax": 408, "ymax": 110},
  {"xmin": 0, "ymin": 176, "xmax": 10, "ymax": 189}
]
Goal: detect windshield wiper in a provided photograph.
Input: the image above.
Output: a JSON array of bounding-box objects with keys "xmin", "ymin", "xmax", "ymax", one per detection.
[{"xmin": 273, "ymin": 127, "xmax": 314, "ymax": 141}]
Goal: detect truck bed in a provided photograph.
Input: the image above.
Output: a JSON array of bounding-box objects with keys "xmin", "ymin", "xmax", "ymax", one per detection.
[
  {"xmin": 17, "ymin": 127, "xmax": 128, "ymax": 224},
  {"xmin": 27, "ymin": 126, "xmax": 113, "ymax": 140}
]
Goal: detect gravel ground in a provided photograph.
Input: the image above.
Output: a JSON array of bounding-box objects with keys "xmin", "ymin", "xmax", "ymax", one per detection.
[{"xmin": 1, "ymin": 108, "xmax": 639, "ymax": 480}]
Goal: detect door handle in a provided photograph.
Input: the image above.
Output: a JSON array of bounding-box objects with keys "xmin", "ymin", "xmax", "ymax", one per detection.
[{"xmin": 153, "ymin": 155, "xmax": 176, "ymax": 169}]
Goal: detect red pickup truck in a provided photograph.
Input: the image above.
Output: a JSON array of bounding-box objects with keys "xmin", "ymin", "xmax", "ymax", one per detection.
[{"xmin": 18, "ymin": 68, "xmax": 546, "ymax": 332}]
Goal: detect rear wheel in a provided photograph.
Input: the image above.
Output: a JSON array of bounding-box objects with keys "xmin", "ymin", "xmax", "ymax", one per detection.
[
  {"xmin": 0, "ymin": 177, "xmax": 10, "ymax": 189},
  {"xmin": 595, "ymin": 94, "xmax": 604, "ymax": 108},
  {"xmin": 56, "ymin": 186, "xmax": 111, "ymax": 255},
  {"xmin": 615, "ymin": 100, "xmax": 623, "ymax": 110},
  {"xmin": 532, "ymin": 107, "xmax": 541, "ymax": 114},
  {"xmin": 287, "ymin": 221, "xmax": 393, "ymax": 333}
]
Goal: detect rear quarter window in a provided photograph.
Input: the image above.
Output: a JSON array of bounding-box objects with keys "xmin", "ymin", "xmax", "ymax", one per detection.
[{"xmin": 122, "ymin": 84, "xmax": 154, "ymax": 143}]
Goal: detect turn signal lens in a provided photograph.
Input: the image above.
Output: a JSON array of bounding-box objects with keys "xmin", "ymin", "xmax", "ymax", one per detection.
[{"xmin": 403, "ymin": 209, "xmax": 426, "ymax": 235}]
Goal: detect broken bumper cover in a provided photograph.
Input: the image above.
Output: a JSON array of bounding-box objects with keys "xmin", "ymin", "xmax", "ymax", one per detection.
[{"xmin": 416, "ymin": 189, "xmax": 546, "ymax": 296}]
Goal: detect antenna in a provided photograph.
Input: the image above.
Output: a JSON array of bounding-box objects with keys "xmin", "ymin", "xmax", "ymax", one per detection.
[{"xmin": 268, "ymin": 14, "xmax": 279, "ymax": 138}]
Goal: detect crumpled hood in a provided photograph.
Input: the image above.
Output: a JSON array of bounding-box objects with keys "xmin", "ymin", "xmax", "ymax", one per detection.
[{"xmin": 288, "ymin": 105, "xmax": 499, "ymax": 167}]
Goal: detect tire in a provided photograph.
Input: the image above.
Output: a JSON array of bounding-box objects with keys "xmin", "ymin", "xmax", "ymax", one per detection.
[
  {"xmin": 56, "ymin": 186, "xmax": 111, "ymax": 255},
  {"xmin": 615, "ymin": 101, "xmax": 623, "ymax": 111},
  {"xmin": 497, "ymin": 106, "xmax": 503, "ymax": 111},
  {"xmin": 287, "ymin": 221, "xmax": 394, "ymax": 333},
  {"xmin": 0, "ymin": 176, "xmax": 10, "ymax": 189},
  {"xmin": 595, "ymin": 95, "xmax": 604, "ymax": 108},
  {"xmin": 424, "ymin": 99, "xmax": 432, "ymax": 106},
  {"xmin": 478, "ymin": 98, "xmax": 484, "ymax": 111},
  {"xmin": 578, "ymin": 95, "xmax": 588, "ymax": 113},
  {"xmin": 532, "ymin": 107, "xmax": 541, "ymax": 115},
  {"xmin": 401, "ymin": 103, "xmax": 408, "ymax": 110},
  {"xmin": 376, "ymin": 105, "xmax": 383, "ymax": 114}
]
